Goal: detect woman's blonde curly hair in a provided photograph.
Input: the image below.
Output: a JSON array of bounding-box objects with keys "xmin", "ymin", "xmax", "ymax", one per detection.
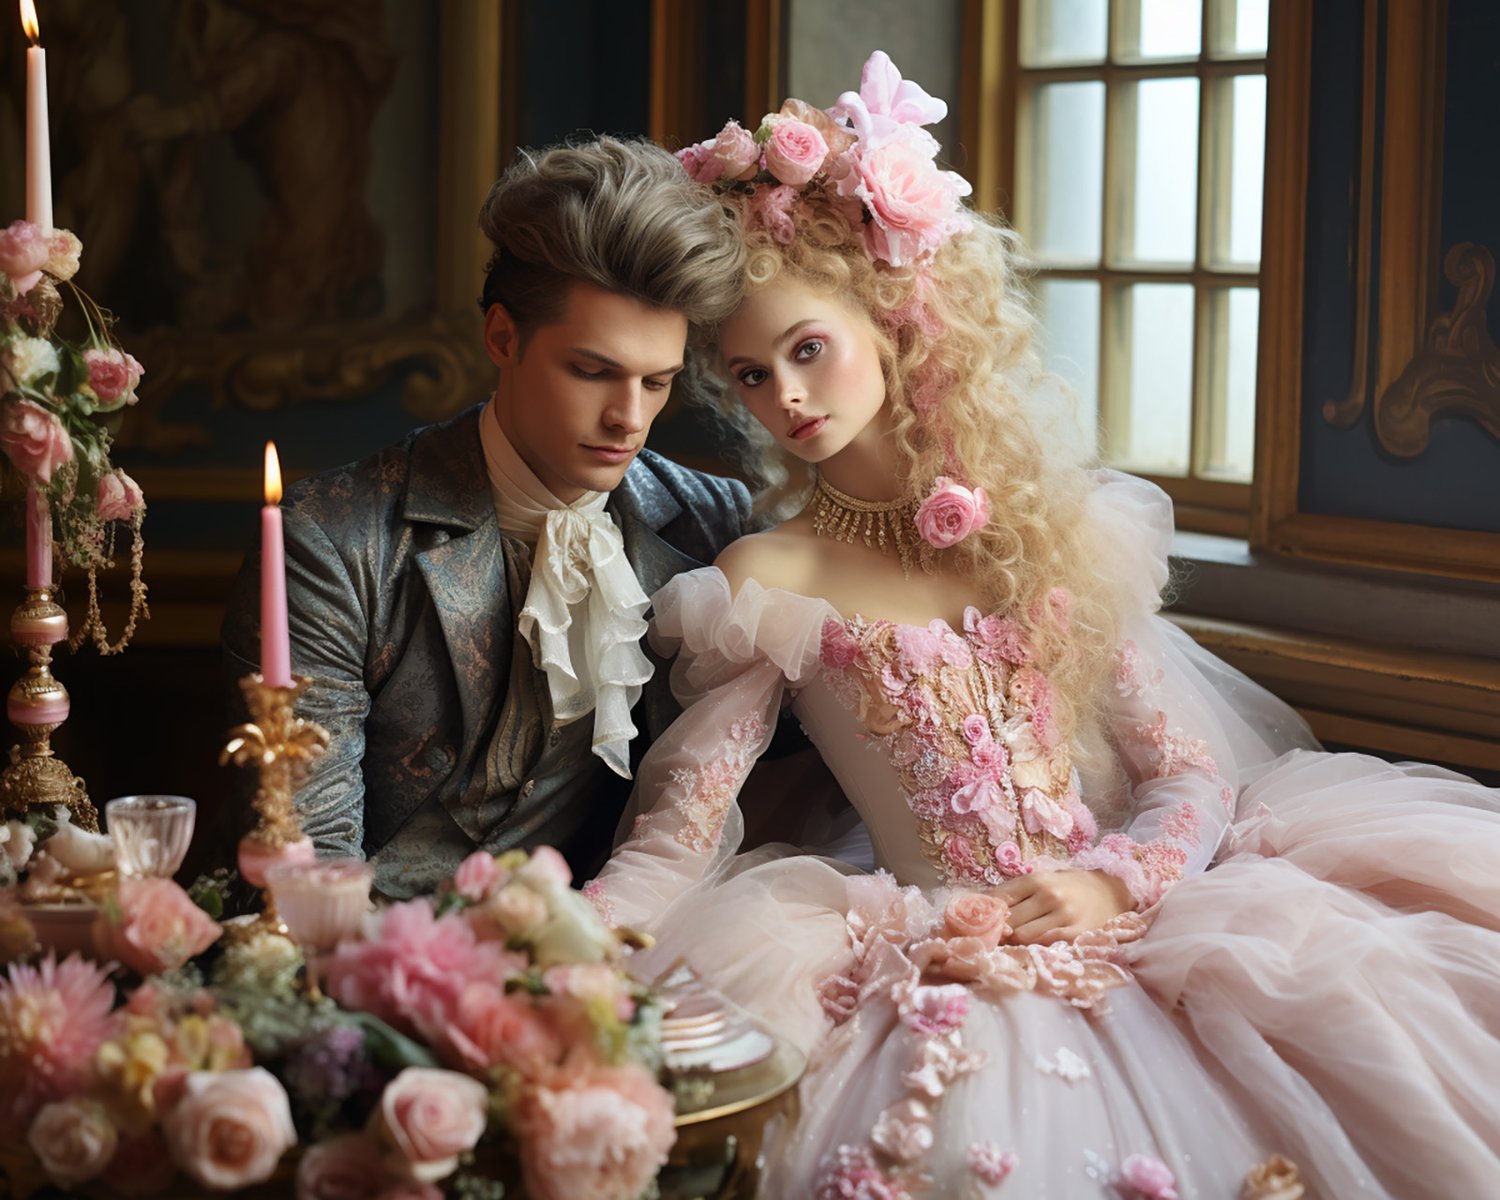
[{"xmin": 700, "ymin": 187, "xmax": 1136, "ymax": 765}]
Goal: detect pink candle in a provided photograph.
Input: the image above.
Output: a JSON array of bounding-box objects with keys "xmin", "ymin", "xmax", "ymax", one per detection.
[
  {"xmin": 21, "ymin": 0, "xmax": 52, "ymax": 231},
  {"xmin": 261, "ymin": 441, "xmax": 292, "ymax": 687},
  {"xmin": 25, "ymin": 483, "xmax": 50, "ymax": 588}
]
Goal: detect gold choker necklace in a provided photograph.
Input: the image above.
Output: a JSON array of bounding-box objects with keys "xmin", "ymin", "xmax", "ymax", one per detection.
[{"xmin": 810, "ymin": 476, "xmax": 932, "ymax": 577}]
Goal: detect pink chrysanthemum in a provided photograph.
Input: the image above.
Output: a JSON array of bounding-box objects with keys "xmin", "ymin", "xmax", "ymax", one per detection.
[{"xmin": 0, "ymin": 953, "xmax": 117, "ymax": 1126}]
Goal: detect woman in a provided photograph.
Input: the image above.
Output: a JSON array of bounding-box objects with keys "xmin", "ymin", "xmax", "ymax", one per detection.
[{"xmin": 589, "ymin": 53, "xmax": 1500, "ymax": 1198}]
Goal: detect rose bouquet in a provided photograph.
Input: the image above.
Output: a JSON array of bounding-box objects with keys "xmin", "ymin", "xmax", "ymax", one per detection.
[
  {"xmin": 0, "ymin": 846, "xmax": 675, "ymax": 1199},
  {"xmin": 0, "ymin": 218, "xmax": 148, "ymax": 656}
]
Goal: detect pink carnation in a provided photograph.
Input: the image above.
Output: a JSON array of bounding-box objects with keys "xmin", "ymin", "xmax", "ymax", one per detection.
[
  {"xmin": 452, "ymin": 850, "xmax": 504, "ymax": 902},
  {"xmin": 914, "ymin": 476, "xmax": 989, "ymax": 549},
  {"xmin": 820, "ymin": 617, "xmax": 861, "ymax": 669},
  {"xmin": 96, "ymin": 470, "xmax": 145, "ymax": 522},
  {"xmin": 83, "ymin": 347, "xmax": 145, "ymax": 410},
  {"xmin": 0, "ymin": 399, "xmax": 73, "ymax": 484},
  {"xmin": 515, "ymin": 1062, "xmax": 676, "ymax": 1200},
  {"xmin": 710, "ymin": 120, "xmax": 761, "ymax": 181},
  {"xmin": 764, "ymin": 118, "xmax": 829, "ymax": 185},
  {"xmin": 675, "ymin": 140, "xmax": 723, "ymax": 184},
  {"xmin": 93, "ymin": 878, "xmax": 222, "ymax": 977},
  {"xmin": 0, "ymin": 219, "xmax": 49, "ymax": 292},
  {"xmin": 969, "ymin": 1141, "xmax": 1018, "ymax": 1186},
  {"xmin": 747, "ymin": 183, "xmax": 800, "ymax": 245},
  {"xmin": 899, "ymin": 982, "xmax": 969, "ymax": 1035},
  {"xmin": 1121, "ymin": 1153, "xmax": 1180, "ymax": 1200},
  {"xmin": 0, "ymin": 954, "xmax": 117, "ymax": 1127},
  {"xmin": 46, "ymin": 230, "xmax": 82, "ymax": 282},
  {"xmin": 438, "ymin": 981, "xmax": 563, "ymax": 1077}
]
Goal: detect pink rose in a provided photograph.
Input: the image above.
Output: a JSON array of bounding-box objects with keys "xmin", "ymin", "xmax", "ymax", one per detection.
[
  {"xmin": 994, "ymin": 840, "xmax": 1031, "ymax": 878},
  {"xmin": 296, "ymin": 1133, "xmax": 400, "ymax": 1200},
  {"xmin": 710, "ymin": 120, "xmax": 761, "ymax": 181},
  {"xmin": 763, "ymin": 118, "xmax": 828, "ymax": 185},
  {"xmin": 377, "ymin": 1067, "xmax": 489, "ymax": 1183},
  {"xmin": 943, "ymin": 892, "xmax": 1011, "ymax": 949},
  {"xmin": 0, "ymin": 399, "xmax": 72, "ymax": 484},
  {"xmin": 1121, "ymin": 1153, "xmax": 1180, "ymax": 1200},
  {"xmin": 94, "ymin": 877, "xmax": 222, "ymax": 976},
  {"xmin": 914, "ymin": 476, "xmax": 989, "ymax": 549},
  {"xmin": 96, "ymin": 470, "xmax": 145, "ymax": 521},
  {"xmin": 910, "ymin": 933, "xmax": 991, "ymax": 983},
  {"xmin": 516, "ymin": 1062, "xmax": 676, "ymax": 1200},
  {"xmin": 0, "ymin": 219, "xmax": 49, "ymax": 292},
  {"xmin": 843, "ymin": 128, "xmax": 972, "ymax": 266},
  {"xmin": 83, "ymin": 347, "xmax": 145, "ymax": 410},
  {"xmin": 452, "ymin": 851, "xmax": 503, "ymax": 902},
  {"xmin": 816, "ymin": 972, "xmax": 860, "ymax": 1024},
  {"xmin": 961, "ymin": 714, "xmax": 991, "ymax": 745},
  {"xmin": 439, "ymin": 981, "xmax": 563, "ymax": 1077},
  {"xmin": 675, "ymin": 141, "xmax": 722, "ymax": 183},
  {"xmin": 162, "ymin": 1068, "xmax": 296, "ymax": 1190},
  {"xmin": 27, "ymin": 1097, "xmax": 118, "ymax": 1188},
  {"xmin": 45, "ymin": 229, "xmax": 82, "ymax": 282}
]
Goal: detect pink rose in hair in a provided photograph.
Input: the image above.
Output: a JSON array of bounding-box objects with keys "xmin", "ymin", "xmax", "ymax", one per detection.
[
  {"xmin": 93, "ymin": 877, "xmax": 222, "ymax": 976},
  {"xmin": 747, "ymin": 183, "xmax": 799, "ymax": 245},
  {"xmin": 0, "ymin": 399, "xmax": 72, "ymax": 484},
  {"xmin": 45, "ymin": 229, "xmax": 82, "ymax": 282},
  {"xmin": 376, "ymin": 1067, "xmax": 488, "ymax": 1184},
  {"xmin": 943, "ymin": 892, "xmax": 1010, "ymax": 949},
  {"xmin": 844, "ymin": 127, "xmax": 973, "ymax": 267},
  {"xmin": 675, "ymin": 140, "xmax": 722, "ymax": 184},
  {"xmin": 914, "ymin": 476, "xmax": 989, "ymax": 549},
  {"xmin": 84, "ymin": 347, "xmax": 145, "ymax": 410},
  {"xmin": 764, "ymin": 117, "xmax": 828, "ymax": 185},
  {"xmin": 97, "ymin": 470, "xmax": 144, "ymax": 522},
  {"xmin": 161, "ymin": 1068, "xmax": 296, "ymax": 1190},
  {"xmin": 0, "ymin": 220, "xmax": 49, "ymax": 293},
  {"xmin": 710, "ymin": 120, "xmax": 761, "ymax": 181}
]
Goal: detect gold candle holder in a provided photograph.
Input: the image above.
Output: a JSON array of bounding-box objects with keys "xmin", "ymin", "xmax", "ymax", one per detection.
[
  {"xmin": 0, "ymin": 584, "xmax": 96, "ymax": 831},
  {"xmin": 220, "ymin": 673, "xmax": 330, "ymax": 923}
]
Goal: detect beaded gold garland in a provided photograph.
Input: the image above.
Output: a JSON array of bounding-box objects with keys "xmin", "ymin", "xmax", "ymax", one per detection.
[{"xmin": 810, "ymin": 476, "xmax": 934, "ymax": 577}]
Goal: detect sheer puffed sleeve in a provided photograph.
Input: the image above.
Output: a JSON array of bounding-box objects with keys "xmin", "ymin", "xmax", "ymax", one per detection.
[
  {"xmin": 586, "ymin": 568, "xmax": 834, "ymax": 932},
  {"xmin": 1070, "ymin": 473, "xmax": 1319, "ymax": 908}
]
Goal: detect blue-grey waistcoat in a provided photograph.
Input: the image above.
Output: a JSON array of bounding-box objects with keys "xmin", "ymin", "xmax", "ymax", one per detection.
[{"xmin": 222, "ymin": 404, "xmax": 750, "ymax": 897}]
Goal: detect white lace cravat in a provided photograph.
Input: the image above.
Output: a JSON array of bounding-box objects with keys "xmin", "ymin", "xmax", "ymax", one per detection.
[{"xmin": 479, "ymin": 399, "xmax": 653, "ymax": 778}]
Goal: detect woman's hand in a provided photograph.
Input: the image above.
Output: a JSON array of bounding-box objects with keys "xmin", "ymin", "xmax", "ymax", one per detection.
[{"xmin": 994, "ymin": 870, "xmax": 1135, "ymax": 944}]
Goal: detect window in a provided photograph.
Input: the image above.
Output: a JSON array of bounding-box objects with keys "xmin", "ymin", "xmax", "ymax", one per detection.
[{"xmin": 1008, "ymin": 0, "xmax": 1268, "ymax": 528}]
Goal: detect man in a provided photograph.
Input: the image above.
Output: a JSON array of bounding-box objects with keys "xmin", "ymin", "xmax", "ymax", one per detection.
[{"xmin": 223, "ymin": 137, "xmax": 749, "ymax": 898}]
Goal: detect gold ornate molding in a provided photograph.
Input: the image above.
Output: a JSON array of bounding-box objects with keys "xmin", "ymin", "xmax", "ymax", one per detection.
[{"xmin": 1374, "ymin": 242, "xmax": 1500, "ymax": 457}]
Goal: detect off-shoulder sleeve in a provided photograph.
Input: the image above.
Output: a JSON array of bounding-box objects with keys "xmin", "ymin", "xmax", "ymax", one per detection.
[
  {"xmin": 1070, "ymin": 473, "xmax": 1319, "ymax": 908},
  {"xmin": 585, "ymin": 567, "xmax": 835, "ymax": 931}
]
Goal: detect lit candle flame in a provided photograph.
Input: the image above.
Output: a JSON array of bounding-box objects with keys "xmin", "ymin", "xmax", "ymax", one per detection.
[
  {"xmin": 264, "ymin": 442, "xmax": 283, "ymax": 505},
  {"xmin": 19, "ymin": 0, "xmax": 39, "ymax": 44}
]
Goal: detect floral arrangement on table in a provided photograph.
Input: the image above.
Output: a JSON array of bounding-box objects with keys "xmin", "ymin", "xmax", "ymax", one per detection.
[
  {"xmin": 0, "ymin": 218, "xmax": 148, "ymax": 653},
  {"xmin": 0, "ymin": 845, "xmax": 675, "ymax": 1200}
]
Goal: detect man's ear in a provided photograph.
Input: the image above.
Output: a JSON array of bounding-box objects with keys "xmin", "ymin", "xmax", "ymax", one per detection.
[{"xmin": 483, "ymin": 302, "xmax": 522, "ymax": 368}]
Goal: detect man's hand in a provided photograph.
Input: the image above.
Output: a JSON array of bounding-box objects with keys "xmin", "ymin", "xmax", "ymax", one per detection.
[{"xmin": 994, "ymin": 870, "xmax": 1135, "ymax": 945}]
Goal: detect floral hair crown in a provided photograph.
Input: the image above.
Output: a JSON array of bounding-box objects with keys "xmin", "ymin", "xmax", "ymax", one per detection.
[{"xmin": 677, "ymin": 51, "xmax": 973, "ymax": 269}]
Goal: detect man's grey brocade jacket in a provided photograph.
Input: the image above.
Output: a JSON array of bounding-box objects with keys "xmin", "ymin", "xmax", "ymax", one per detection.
[{"xmin": 222, "ymin": 404, "xmax": 750, "ymax": 896}]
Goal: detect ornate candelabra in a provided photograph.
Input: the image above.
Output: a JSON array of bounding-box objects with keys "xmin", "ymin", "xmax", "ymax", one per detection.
[
  {"xmin": 220, "ymin": 673, "xmax": 329, "ymax": 923},
  {"xmin": 0, "ymin": 580, "xmax": 95, "ymax": 830}
]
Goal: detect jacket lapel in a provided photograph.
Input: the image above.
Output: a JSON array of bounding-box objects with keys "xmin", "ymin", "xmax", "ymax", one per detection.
[{"xmin": 610, "ymin": 463, "xmax": 703, "ymax": 601}]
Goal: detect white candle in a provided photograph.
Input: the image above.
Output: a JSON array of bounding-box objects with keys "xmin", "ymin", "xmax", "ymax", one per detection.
[{"xmin": 20, "ymin": 0, "xmax": 51, "ymax": 231}]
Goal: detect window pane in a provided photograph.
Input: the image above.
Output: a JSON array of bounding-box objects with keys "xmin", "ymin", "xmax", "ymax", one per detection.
[
  {"xmin": 1021, "ymin": 82, "xmax": 1105, "ymax": 264},
  {"xmin": 1202, "ymin": 73, "xmax": 1265, "ymax": 267},
  {"xmin": 1116, "ymin": 77, "xmax": 1199, "ymax": 264},
  {"xmin": 1107, "ymin": 283, "xmax": 1194, "ymax": 475},
  {"xmin": 1020, "ymin": 0, "xmax": 1108, "ymax": 66},
  {"xmin": 1037, "ymin": 279, "xmax": 1101, "ymax": 455},
  {"xmin": 1115, "ymin": 0, "xmax": 1202, "ymax": 61},
  {"xmin": 1209, "ymin": 0, "xmax": 1269, "ymax": 56},
  {"xmin": 1198, "ymin": 287, "xmax": 1257, "ymax": 481}
]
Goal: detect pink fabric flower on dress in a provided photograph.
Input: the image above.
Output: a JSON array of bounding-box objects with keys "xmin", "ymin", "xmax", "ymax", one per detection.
[
  {"xmin": 96, "ymin": 470, "xmax": 144, "ymax": 522},
  {"xmin": 994, "ymin": 840, "xmax": 1032, "ymax": 878},
  {"xmin": 821, "ymin": 617, "xmax": 861, "ymax": 669},
  {"xmin": 764, "ymin": 117, "xmax": 829, "ymax": 184},
  {"xmin": 0, "ymin": 399, "xmax": 73, "ymax": 484},
  {"xmin": 0, "ymin": 954, "xmax": 116, "ymax": 1128},
  {"xmin": 710, "ymin": 120, "xmax": 762, "ymax": 181},
  {"xmin": 914, "ymin": 477, "xmax": 989, "ymax": 549},
  {"xmin": 0, "ymin": 219, "xmax": 49, "ymax": 293},
  {"xmin": 83, "ymin": 347, "xmax": 145, "ymax": 410},
  {"xmin": 870, "ymin": 1099, "xmax": 933, "ymax": 1164},
  {"xmin": 93, "ymin": 878, "xmax": 222, "ymax": 977},
  {"xmin": 969, "ymin": 1141, "xmax": 1019, "ymax": 1186},
  {"xmin": 1120, "ymin": 1153, "xmax": 1180, "ymax": 1200},
  {"xmin": 900, "ymin": 982, "xmax": 969, "ymax": 1035},
  {"xmin": 816, "ymin": 1144, "xmax": 909, "ymax": 1200},
  {"xmin": 961, "ymin": 714, "xmax": 991, "ymax": 745},
  {"xmin": 943, "ymin": 892, "xmax": 1011, "ymax": 949},
  {"xmin": 816, "ymin": 972, "xmax": 861, "ymax": 1024}
]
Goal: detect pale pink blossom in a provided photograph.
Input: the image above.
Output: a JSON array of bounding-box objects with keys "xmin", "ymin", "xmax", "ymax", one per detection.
[
  {"xmin": 93, "ymin": 877, "xmax": 222, "ymax": 977},
  {"xmin": 0, "ymin": 953, "xmax": 117, "ymax": 1127},
  {"xmin": 27, "ymin": 1097, "xmax": 118, "ymax": 1188},
  {"xmin": 0, "ymin": 399, "xmax": 73, "ymax": 484},
  {"xmin": 0, "ymin": 219, "xmax": 49, "ymax": 292},
  {"xmin": 377, "ymin": 1067, "xmax": 488, "ymax": 1184},
  {"xmin": 1121, "ymin": 1153, "xmax": 1180, "ymax": 1200},
  {"xmin": 543, "ymin": 962, "xmax": 635, "ymax": 1021},
  {"xmin": 1020, "ymin": 787, "xmax": 1075, "ymax": 841},
  {"xmin": 83, "ymin": 347, "xmax": 145, "ymax": 410},
  {"xmin": 710, "ymin": 120, "xmax": 762, "ymax": 181},
  {"xmin": 515, "ymin": 1062, "xmax": 676, "ymax": 1200},
  {"xmin": 943, "ymin": 892, "xmax": 1011, "ymax": 949},
  {"xmin": 764, "ymin": 117, "xmax": 829, "ymax": 184},
  {"xmin": 816, "ymin": 972, "xmax": 860, "ymax": 1024},
  {"xmin": 820, "ymin": 617, "xmax": 861, "ymax": 669},
  {"xmin": 675, "ymin": 140, "xmax": 723, "ymax": 183},
  {"xmin": 968, "ymin": 1140, "xmax": 1018, "ymax": 1186},
  {"xmin": 832, "ymin": 51, "xmax": 949, "ymax": 147},
  {"xmin": 45, "ymin": 229, "xmax": 81, "ymax": 281},
  {"xmin": 477, "ymin": 881, "xmax": 549, "ymax": 940},
  {"xmin": 96, "ymin": 470, "xmax": 145, "ymax": 521},
  {"xmin": 452, "ymin": 850, "xmax": 504, "ymax": 902},
  {"xmin": 438, "ymin": 981, "xmax": 563, "ymax": 1077},
  {"xmin": 870, "ymin": 1098, "xmax": 933, "ymax": 1163},
  {"xmin": 816, "ymin": 1144, "xmax": 909, "ymax": 1200},
  {"xmin": 994, "ymin": 840, "xmax": 1032, "ymax": 877},
  {"xmin": 961, "ymin": 714, "xmax": 991, "ymax": 745},
  {"xmin": 914, "ymin": 476, "xmax": 989, "ymax": 549},
  {"xmin": 900, "ymin": 982, "xmax": 969, "ymax": 1035},
  {"xmin": 748, "ymin": 183, "xmax": 800, "ymax": 245},
  {"xmin": 296, "ymin": 1133, "xmax": 400, "ymax": 1200},
  {"xmin": 162, "ymin": 1068, "xmax": 296, "ymax": 1190},
  {"xmin": 517, "ymin": 844, "xmax": 574, "ymax": 889},
  {"xmin": 970, "ymin": 740, "xmax": 1007, "ymax": 772}
]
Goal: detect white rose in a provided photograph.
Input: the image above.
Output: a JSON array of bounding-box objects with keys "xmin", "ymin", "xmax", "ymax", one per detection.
[
  {"xmin": 485, "ymin": 882, "xmax": 548, "ymax": 939},
  {"xmin": 5, "ymin": 336, "xmax": 60, "ymax": 386},
  {"xmin": 43, "ymin": 807, "xmax": 116, "ymax": 875},
  {"xmin": 531, "ymin": 886, "xmax": 617, "ymax": 968},
  {"xmin": 28, "ymin": 1098, "xmax": 118, "ymax": 1188},
  {"xmin": 1, "ymin": 820, "xmax": 35, "ymax": 871}
]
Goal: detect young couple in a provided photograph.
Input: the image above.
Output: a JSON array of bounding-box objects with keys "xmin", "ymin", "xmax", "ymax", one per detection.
[{"xmin": 226, "ymin": 53, "xmax": 1500, "ymax": 1198}]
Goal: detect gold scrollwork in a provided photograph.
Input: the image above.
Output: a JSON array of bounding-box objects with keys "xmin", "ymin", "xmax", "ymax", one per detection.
[{"xmin": 1374, "ymin": 242, "xmax": 1500, "ymax": 458}]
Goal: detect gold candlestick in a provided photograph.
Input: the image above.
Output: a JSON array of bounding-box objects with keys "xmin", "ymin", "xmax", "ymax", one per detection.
[{"xmin": 1, "ymin": 584, "xmax": 95, "ymax": 831}]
